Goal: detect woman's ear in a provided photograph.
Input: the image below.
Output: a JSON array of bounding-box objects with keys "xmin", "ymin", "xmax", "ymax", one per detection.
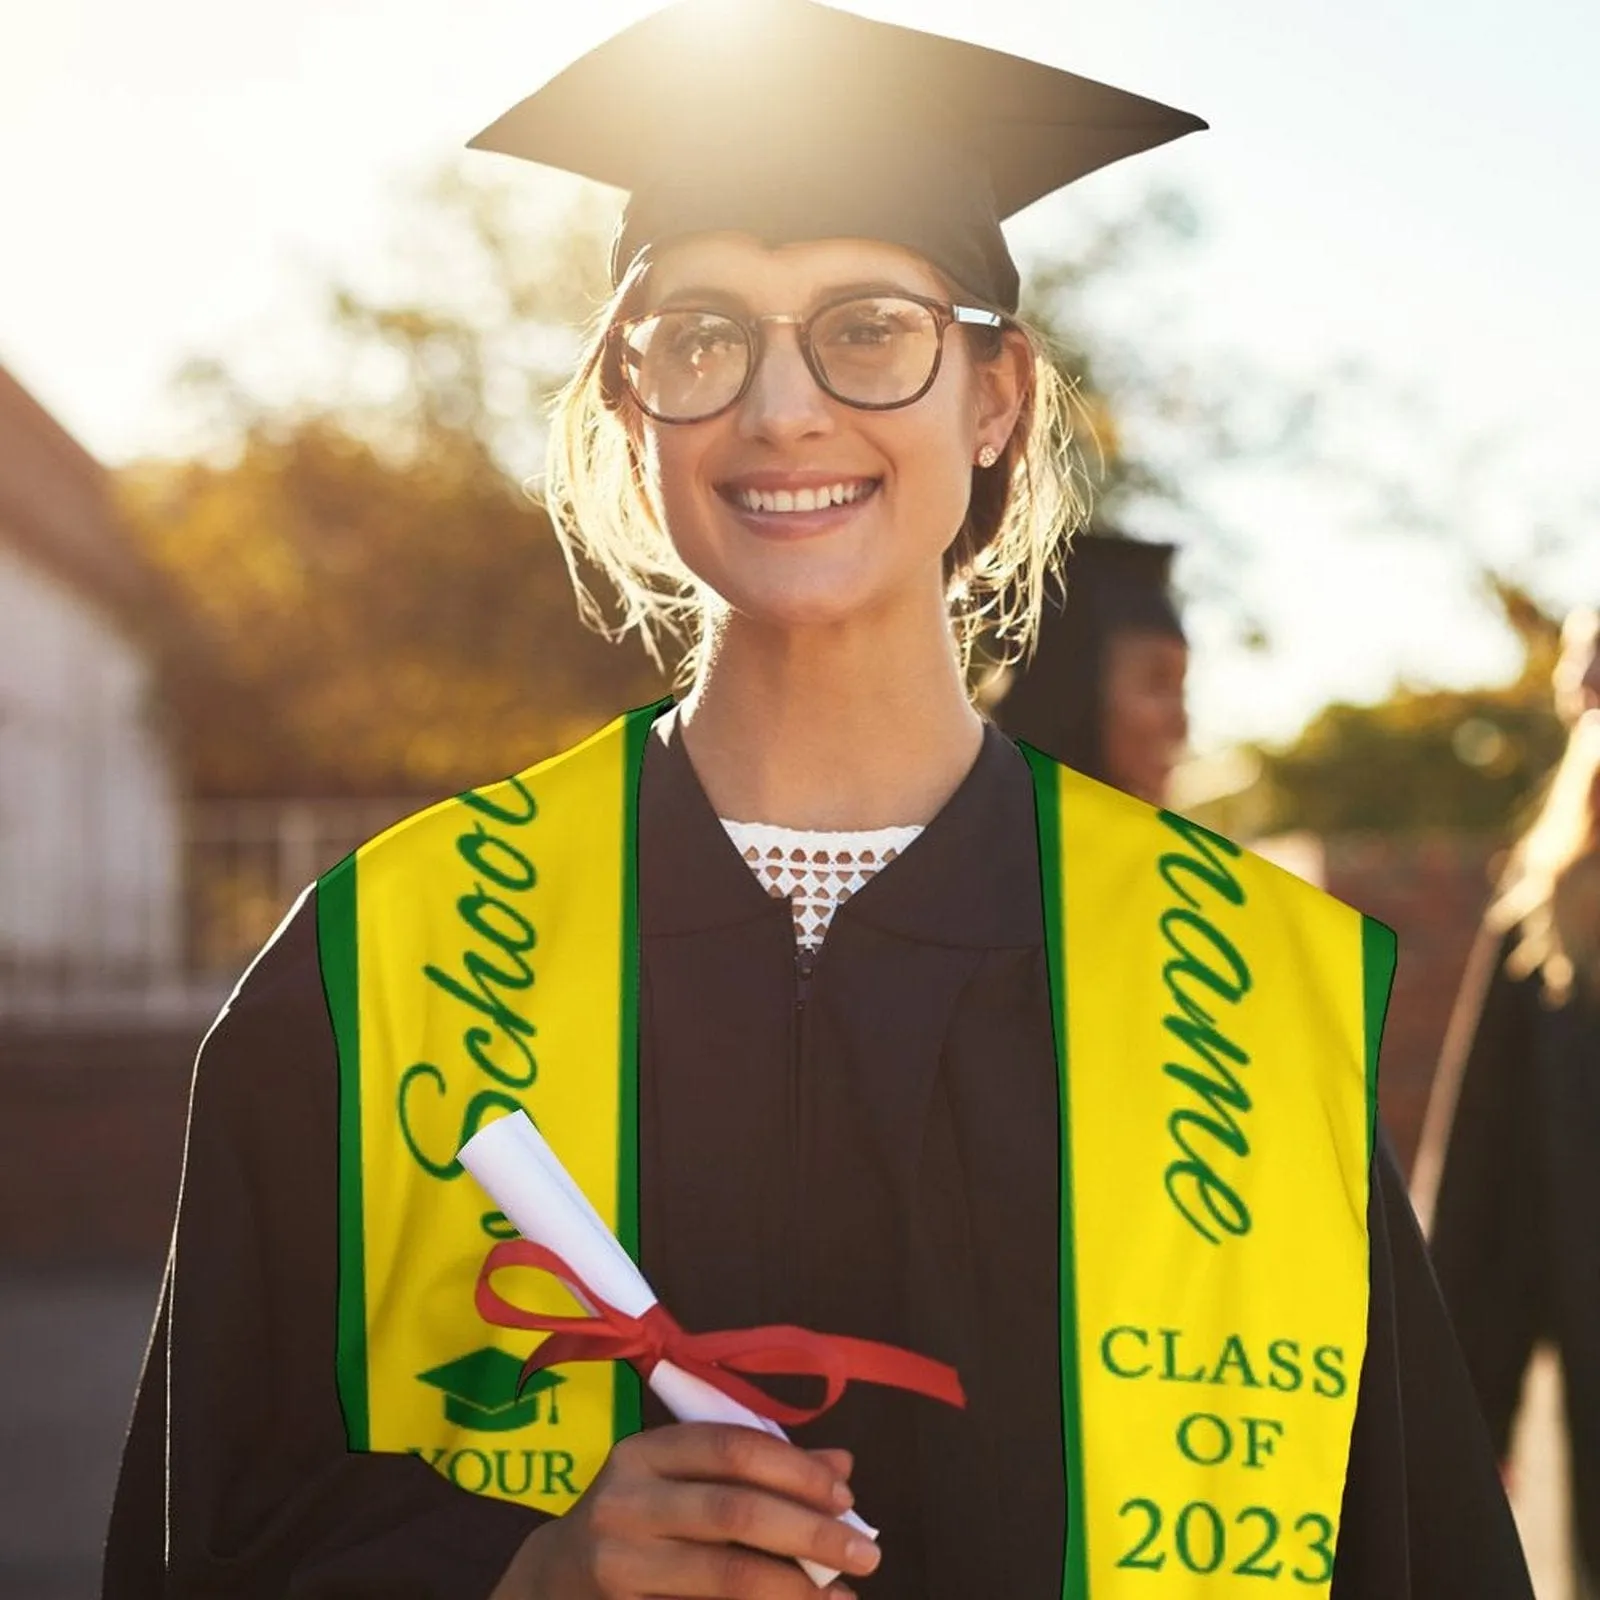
[{"xmin": 973, "ymin": 327, "xmax": 1031, "ymax": 458}]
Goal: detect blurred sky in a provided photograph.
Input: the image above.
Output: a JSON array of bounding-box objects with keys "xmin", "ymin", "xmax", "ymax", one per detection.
[{"xmin": 2, "ymin": 0, "xmax": 1597, "ymax": 750}]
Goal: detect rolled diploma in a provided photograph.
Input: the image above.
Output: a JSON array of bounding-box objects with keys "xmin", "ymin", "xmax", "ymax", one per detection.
[{"xmin": 459, "ymin": 1111, "xmax": 875, "ymax": 1588}]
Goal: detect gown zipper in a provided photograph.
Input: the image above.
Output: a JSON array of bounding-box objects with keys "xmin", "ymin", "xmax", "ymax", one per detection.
[{"xmin": 787, "ymin": 917, "xmax": 817, "ymax": 1312}]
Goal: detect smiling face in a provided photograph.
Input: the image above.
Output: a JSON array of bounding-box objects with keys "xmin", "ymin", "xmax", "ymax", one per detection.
[{"xmin": 626, "ymin": 232, "xmax": 1026, "ymax": 638}]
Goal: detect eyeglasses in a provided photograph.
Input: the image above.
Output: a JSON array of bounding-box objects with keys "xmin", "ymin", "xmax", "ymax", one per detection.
[{"xmin": 609, "ymin": 292, "xmax": 1006, "ymax": 424}]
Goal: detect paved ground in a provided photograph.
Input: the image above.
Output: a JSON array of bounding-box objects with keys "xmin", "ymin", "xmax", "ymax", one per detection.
[
  {"xmin": 0, "ymin": 1270, "xmax": 160, "ymax": 1600},
  {"xmin": 0, "ymin": 1271, "xmax": 1579, "ymax": 1599}
]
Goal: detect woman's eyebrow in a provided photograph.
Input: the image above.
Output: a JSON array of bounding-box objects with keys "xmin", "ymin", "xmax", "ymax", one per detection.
[
  {"xmin": 652, "ymin": 284, "xmax": 748, "ymax": 313},
  {"xmin": 809, "ymin": 279, "xmax": 927, "ymax": 306},
  {"xmin": 650, "ymin": 278, "xmax": 931, "ymax": 314}
]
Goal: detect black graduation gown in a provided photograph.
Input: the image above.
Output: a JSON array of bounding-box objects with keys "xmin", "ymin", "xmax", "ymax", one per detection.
[
  {"xmin": 1425, "ymin": 921, "xmax": 1600, "ymax": 1582},
  {"xmin": 104, "ymin": 718, "xmax": 1531, "ymax": 1598}
]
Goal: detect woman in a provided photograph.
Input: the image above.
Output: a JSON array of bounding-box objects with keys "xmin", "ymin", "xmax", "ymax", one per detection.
[
  {"xmin": 991, "ymin": 533, "xmax": 1189, "ymax": 806},
  {"xmin": 104, "ymin": 3, "xmax": 1529, "ymax": 1597},
  {"xmin": 1417, "ymin": 605, "xmax": 1600, "ymax": 1594}
]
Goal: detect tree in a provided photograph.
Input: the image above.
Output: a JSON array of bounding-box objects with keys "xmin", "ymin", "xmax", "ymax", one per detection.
[
  {"xmin": 121, "ymin": 421, "xmax": 666, "ymax": 797},
  {"xmin": 1017, "ymin": 185, "xmax": 1318, "ymax": 656},
  {"xmin": 1201, "ymin": 577, "xmax": 1568, "ymax": 837},
  {"xmin": 1019, "ymin": 185, "xmax": 1206, "ymax": 519},
  {"xmin": 119, "ymin": 175, "xmax": 667, "ymax": 798}
]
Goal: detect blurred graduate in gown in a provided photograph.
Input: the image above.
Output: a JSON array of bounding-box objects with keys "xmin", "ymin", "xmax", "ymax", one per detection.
[
  {"xmin": 1418, "ymin": 604, "xmax": 1600, "ymax": 1596},
  {"xmin": 991, "ymin": 531, "xmax": 1188, "ymax": 806}
]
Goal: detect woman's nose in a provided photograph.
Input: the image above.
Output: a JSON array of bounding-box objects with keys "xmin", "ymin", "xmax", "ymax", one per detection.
[{"xmin": 735, "ymin": 326, "xmax": 833, "ymax": 442}]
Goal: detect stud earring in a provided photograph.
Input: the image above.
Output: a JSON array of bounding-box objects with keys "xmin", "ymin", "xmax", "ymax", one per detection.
[{"xmin": 976, "ymin": 444, "xmax": 998, "ymax": 469}]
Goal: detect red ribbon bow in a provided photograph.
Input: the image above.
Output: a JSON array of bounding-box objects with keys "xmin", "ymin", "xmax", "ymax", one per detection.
[{"xmin": 476, "ymin": 1239, "xmax": 966, "ymax": 1428}]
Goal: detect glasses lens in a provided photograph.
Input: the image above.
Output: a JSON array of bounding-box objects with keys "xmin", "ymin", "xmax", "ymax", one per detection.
[
  {"xmin": 622, "ymin": 311, "xmax": 749, "ymax": 421},
  {"xmin": 809, "ymin": 297, "xmax": 941, "ymax": 407}
]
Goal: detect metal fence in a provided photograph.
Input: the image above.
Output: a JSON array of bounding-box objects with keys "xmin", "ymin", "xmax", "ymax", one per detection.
[{"xmin": 0, "ymin": 796, "xmax": 428, "ymax": 1027}]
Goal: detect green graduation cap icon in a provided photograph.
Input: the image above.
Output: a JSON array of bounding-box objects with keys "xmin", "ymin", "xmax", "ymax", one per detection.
[{"xmin": 417, "ymin": 1347, "xmax": 566, "ymax": 1433}]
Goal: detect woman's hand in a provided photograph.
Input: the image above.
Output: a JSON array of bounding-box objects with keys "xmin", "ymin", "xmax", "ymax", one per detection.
[{"xmin": 490, "ymin": 1424, "xmax": 878, "ymax": 1599}]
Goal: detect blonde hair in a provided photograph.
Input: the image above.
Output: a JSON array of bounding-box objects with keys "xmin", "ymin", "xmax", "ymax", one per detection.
[
  {"xmin": 1491, "ymin": 712, "xmax": 1600, "ymax": 1005},
  {"xmin": 543, "ymin": 265, "xmax": 1091, "ymax": 684}
]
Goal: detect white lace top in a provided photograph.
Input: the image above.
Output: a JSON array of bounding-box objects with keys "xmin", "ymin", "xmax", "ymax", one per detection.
[{"xmin": 720, "ymin": 820, "xmax": 924, "ymax": 950}]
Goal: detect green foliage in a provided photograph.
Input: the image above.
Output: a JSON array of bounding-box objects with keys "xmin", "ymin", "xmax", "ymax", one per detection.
[
  {"xmin": 1237, "ymin": 579, "xmax": 1567, "ymax": 835},
  {"xmin": 120, "ymin": 419, "xmax": 666, "ymax": 798},
  {"xmin": 120, "ymin": 173, "xmax": 666, "ymax": 798},
  {"xmin": 1253, "ymin": 688, "xmax": 1563, "ymax": 834}
]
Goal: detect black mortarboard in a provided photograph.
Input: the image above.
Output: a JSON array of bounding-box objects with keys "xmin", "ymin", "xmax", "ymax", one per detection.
[
  {"xmin": 416, "ymin": 1346, "xmax": 566, "ymax": 1433},
  {"xmin": 468, "ymin": 0, "xmax": 1205, "ymax": 312},
  {"xmin": 993, "ymin": 533, "xmax": 1185, "ymax": 778}
]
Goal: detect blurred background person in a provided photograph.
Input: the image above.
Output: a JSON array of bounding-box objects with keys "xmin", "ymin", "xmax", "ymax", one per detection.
[
  {"xmin": 989, "ymin": 531, "xmax": 1188, "ymax": 806},
  {"xmin": 1416, "ymin": 604, "xmax": 1600, "ymax": 1598}
]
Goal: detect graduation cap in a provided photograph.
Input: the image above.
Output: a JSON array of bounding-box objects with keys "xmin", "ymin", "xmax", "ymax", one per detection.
[
  {"xmin": 469, "ymin": 0, "xmax": 1205, "ymax": 312},
  {"xmin": 993, "ymin": 532, "xmax": 1185, "ymax": 779},
  {"xmin": 416, "ymin": 1346, "xmax": 566, "ymax": 1433}
]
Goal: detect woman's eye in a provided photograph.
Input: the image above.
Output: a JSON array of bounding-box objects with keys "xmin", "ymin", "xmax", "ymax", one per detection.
[
  {"xmin": 833, "ymin": 316, "xmax": 897, "ymax": 347},
  {"xmin": 675, "ymin": 331, "xmax": 734, "ymax": 362},
  {"xmin": 659, "ymin": 318, "xmax": 739, "ymax": 365}
]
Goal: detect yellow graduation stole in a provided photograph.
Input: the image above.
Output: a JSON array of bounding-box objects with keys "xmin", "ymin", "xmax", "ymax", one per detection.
[{"xmin": 317, "ymin": 702, "xmax": 1393, "ymax": 1596}]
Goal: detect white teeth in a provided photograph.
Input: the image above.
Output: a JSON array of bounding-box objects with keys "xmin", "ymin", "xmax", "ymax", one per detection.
[{"xmin": 734, "ymin": 481, "xmax": 872, "ymax": 514}]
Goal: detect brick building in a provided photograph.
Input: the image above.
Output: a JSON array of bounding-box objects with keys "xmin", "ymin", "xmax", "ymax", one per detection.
[{"xmin": 1321, "ymin": 832, "xmax": 1499, "ymax": 1169}]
